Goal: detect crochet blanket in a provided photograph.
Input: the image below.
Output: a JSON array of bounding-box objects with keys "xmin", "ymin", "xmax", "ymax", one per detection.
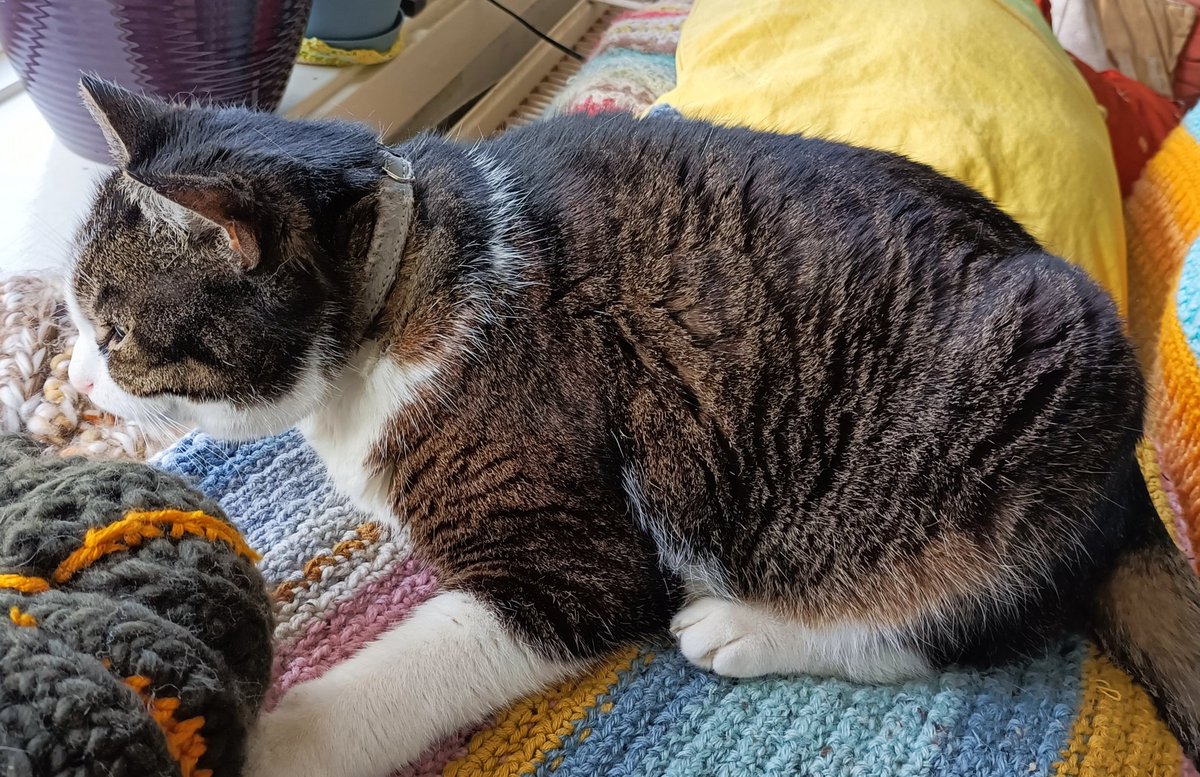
[
  {"xmin": 0, "ymin": 1, "xmax": 1177, "ymax": 773},
  {"xmin": 155, "ymin": 431, "xmax": 1182, "ymax": 777},
  {"xmin": 1127, "ymin": 107, "xmax": 1200, "ymax": 570},
  {"xmin": 144, "ymin": 5, "xmax": 1195, "ymax": 774}
]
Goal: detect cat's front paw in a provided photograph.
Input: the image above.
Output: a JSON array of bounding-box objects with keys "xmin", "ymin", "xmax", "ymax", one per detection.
[
  {"xmin": 244, "ymin": 683, "xmax": 347, "ymax": 777},
  {"xmin": 671, "ymin": 596, "xmax": 778, "ymax": 678}
]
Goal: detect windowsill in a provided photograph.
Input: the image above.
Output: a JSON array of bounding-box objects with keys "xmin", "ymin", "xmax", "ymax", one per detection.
[{"xmin": 0, "ymin": 55, "xmax": 20, "ymax": 101}]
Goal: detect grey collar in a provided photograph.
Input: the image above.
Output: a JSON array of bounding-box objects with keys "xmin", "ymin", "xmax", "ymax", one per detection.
[{"xmin": 361, "ymin": 151, "xmax": 415, "ymax": 329}]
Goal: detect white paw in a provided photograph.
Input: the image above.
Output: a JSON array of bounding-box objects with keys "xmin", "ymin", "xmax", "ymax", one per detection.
[
  {"xmin": 670, "ymin": 597, "xmax": 779, "ymax": 678},
  {"xmin": 244, "ymin": 683, "xmax": 346, "ymax": 777}
]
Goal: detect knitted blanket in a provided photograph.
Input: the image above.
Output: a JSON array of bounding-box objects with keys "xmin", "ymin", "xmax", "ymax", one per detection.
[{"xmin": 1127, "ymin": 107, "xmax": 1200, "ymax": 570}]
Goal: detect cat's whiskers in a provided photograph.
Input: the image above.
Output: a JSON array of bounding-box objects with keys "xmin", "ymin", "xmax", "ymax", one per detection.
[
  {"xmin": 146, "ymin": 403, "xmax": 190, "ymax": 439},
  {"xmin": 72, "ymin": 267, "xmax": 99, "ymax": 290},
  {"xmin": 127, "ymin": 403, "xmax": 189, "ymax": 455},
  {"xmin": 29, "ymin": 213, "xmax": 80, "ymax": 260}
]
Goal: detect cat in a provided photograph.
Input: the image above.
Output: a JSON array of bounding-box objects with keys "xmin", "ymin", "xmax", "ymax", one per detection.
[{"xmin": 66, "ymin": 76, "xmax": 1200, "ymax": 777}]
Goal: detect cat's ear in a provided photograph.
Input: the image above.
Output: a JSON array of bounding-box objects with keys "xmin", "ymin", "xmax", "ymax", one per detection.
[
  {"xmin": 128, "ymin": 172, "xmax": 261, "ymax": 271},
  {"xmin": 79, "ymin": 75, "xmax": 171, "ymax": 167}
]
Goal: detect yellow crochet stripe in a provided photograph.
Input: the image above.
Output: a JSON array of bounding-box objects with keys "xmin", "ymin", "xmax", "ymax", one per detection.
[
  {"xmin": 443, "ymin": 647, "xmax": 643, "ymax": 777},
  {"xmin": 124, "ymin": 675, "xmax": 212, "ymax": 777},
  {"xmin": 1157, "ymin": 300, "xmax": 1200, "ymax": 558},
  {"xmin": 0, "ymin": 574, "xmax": 50, "ymax": 594},
  {"xmin": 1137, "ymin": 439, "xmax": 1179, "ymax": 546},
  {"xmin": 53, "ymin": 509, "xmax": 260, "ymax": 584},
  {"xmin": 1053, "ymin": 647, "xmax": 1181, "ymax": 776},
  {"xmin": 297, "ymin": 33, "xmax": 404, "ymax": 67},
  {"xmin": 8, "ymin": 606, "xmax": 35, "ymax": 627}
]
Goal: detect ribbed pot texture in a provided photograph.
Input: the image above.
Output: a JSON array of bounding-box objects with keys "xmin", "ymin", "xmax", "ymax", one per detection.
[{"xmin": 0, "ymin": 0, "xmax": 312, "ymax": 162}]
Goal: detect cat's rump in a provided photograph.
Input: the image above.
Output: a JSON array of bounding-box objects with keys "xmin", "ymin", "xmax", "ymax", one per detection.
[{"xmin": 1089, "ymin": 458, "xmax": 1200, "ymax": 762}]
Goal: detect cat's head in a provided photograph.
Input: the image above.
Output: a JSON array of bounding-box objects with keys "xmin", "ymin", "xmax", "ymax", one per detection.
[{"xmin": 66, "ymin": 77, "xmax": 390, "ymax": 440}]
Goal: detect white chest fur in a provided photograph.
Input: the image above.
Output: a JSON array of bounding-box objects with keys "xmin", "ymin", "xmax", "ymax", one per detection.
[{"xmin": 298, "ymin": 343, "xmax": 438, "ymax": 527}]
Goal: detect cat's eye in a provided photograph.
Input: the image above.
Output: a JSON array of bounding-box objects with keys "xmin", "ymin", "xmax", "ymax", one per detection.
[{"xmin": 98, "ymin": 323, "xmax": 126, "ymax": 352}]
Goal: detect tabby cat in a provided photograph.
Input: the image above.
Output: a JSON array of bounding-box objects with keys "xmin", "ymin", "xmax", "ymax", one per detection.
[{"xmin": 66, "ymin": 77, "xmax": 1200, "ymax": 777}]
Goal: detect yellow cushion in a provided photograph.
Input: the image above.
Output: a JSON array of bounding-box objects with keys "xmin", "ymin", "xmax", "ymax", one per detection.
[{"xmin": 655, "ymin": 0, "xmax": 1127, "ymax": 311}]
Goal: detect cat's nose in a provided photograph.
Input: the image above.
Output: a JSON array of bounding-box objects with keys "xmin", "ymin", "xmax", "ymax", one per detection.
[{"xmin": 66, "ymin": 355, "xmax": 93, "ymax": 396}]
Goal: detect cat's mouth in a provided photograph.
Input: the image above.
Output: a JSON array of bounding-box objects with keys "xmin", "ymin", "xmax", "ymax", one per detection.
[{"xmin": 169, "ymin": 396, "xmax": 305, "ymax": 442}]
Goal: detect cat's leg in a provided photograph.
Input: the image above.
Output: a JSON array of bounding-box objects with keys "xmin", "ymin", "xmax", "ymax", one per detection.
[
  {"xmin": 671, "ymin": 596, "xmax": 931, "ymax": 684},
  {"xmin": 244, "ymin": 590, "xmax": 574, "ymax": 777}
]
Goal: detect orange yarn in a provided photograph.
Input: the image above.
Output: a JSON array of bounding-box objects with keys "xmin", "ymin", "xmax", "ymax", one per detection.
[
  {"xmin": 1125, "ymin": 128, "xmax": 1200, "ymax": 366},
  {"xmin": 1125, "ymin": 120, "xmax": 1200, "ymax": 551},
  {"xmin": 275, "ymin": 523, "xmax": 381, "ymax": 603},
  {"xmin": 1156, "ymin": 301, "xmax": 1200, "ymax": 557},
  {"xmin": 8, "ymin": 606, "xmax": 36, "ymax": 627},
  {"xmin": 123, "ymin": 675, "xmax": 213, "ymax": 777},
  {"xmin": 53, "ymin": 510, "xmax": 261, "ymax": 584},
  {"xmin": 0, "ymin": 574, "xmax": 50, "ymax": 594}
]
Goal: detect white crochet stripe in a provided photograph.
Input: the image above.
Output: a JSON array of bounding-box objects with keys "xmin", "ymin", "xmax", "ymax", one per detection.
[
  {"xmin": 268, "ymin": 522, "xmax": 404, "ymax": 617},
  {"xmin": 272, "ymin": 538, "xmax": 414, "ymax": 646},
  {"xmin": 208, "ymin": 436, "xmax": 419, "ymax": 646}
]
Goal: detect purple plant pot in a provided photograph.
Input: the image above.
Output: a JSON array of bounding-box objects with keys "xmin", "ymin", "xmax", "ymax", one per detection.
[{"xmin": 0, "ymin": 0, "xmax": 313, "ymax": 163}]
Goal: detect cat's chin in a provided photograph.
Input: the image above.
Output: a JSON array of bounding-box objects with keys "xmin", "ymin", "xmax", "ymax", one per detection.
[
  {"xmin": 86, "ymin": 392, "xmax": 296, "ymax": 444},
  {"xmin": 95, "ymin": 372, "xmax": 327, "ymax": 443},
  {"xmin": 156, "ymin": 361, "xmax": 330, "ymax": 442},
  {"xmin": 176, "ymin": 398, "xmax": 308, "ymax": 442},
  {"xmin": 190, "ymin": 415, "xmax": 296, "ymax": 443}
]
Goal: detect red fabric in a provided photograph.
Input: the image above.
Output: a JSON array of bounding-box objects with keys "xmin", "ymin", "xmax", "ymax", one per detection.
[
  {"xmin": 1072, "ymin": 55, "xmax": 1183, "ymax": 196},
  {"xmin": 1032, "ymin": 0, "xmax": 1052, "ymax": 27},
  {"xmin": 571, "ymin": 97, "xmax": 621, "ymax": 117},
  {"xmin": 1034, "ymin": 0, "xmax": 1182, "ymax": 195}
]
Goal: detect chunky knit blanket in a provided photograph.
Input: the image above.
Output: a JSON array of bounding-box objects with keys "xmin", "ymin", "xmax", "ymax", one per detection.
[
  {"xmin": 154, "ymin": 430, "xmax": 1185, "ymax": 777},
  {"xmin": 0, "ymin": 436, "xmax": 272, "ymax": 777},
  {"xmin": 0, "ymin": 274, "xmax": 166, "ymax": 460}
]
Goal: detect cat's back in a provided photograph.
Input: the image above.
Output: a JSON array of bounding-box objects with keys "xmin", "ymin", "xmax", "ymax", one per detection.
[
  {"xmin": 474, "ymin": 115, "xmax": 1143, "ymax": 615},
  {"xmin": 474, "ymin": 113, "xmax": 1103, "ymax": 363},
  {"xmin": 482, "ymin": 112, "xmax": 1037, "ymax": 263},
  {"xmin": 472, "ymin": 113, "xmax": 1139, "ymax": 491}
]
